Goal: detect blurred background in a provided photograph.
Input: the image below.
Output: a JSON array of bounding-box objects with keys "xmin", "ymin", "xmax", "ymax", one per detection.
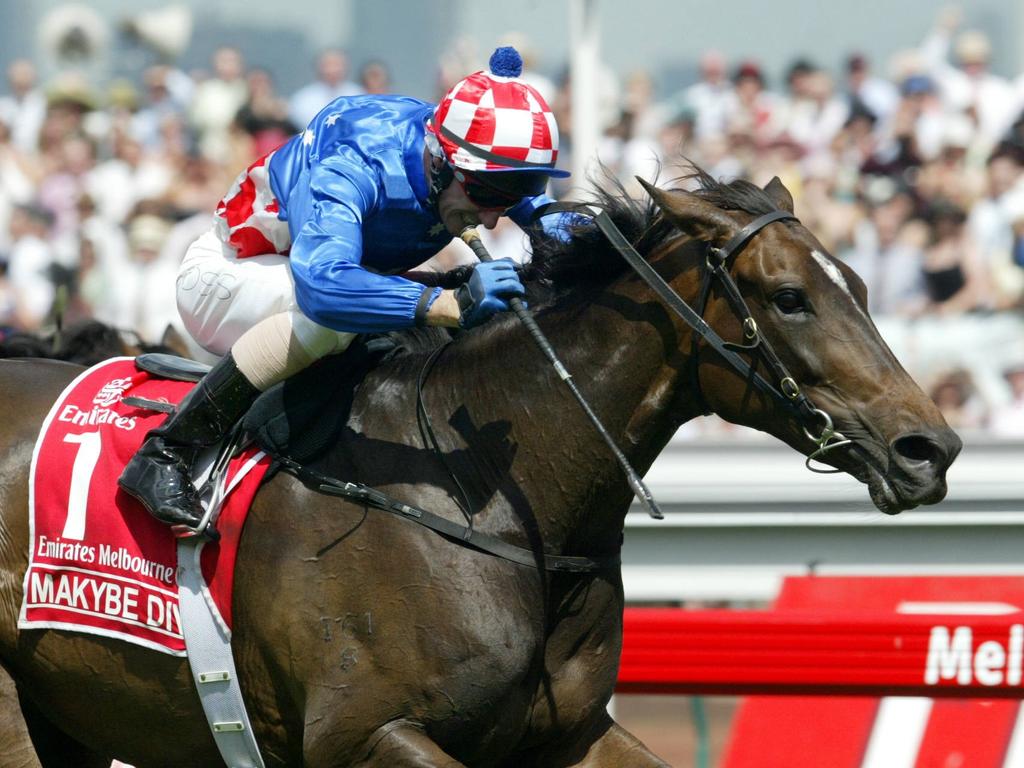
[
  {"xmin": 5, "ymin": 1, "xmax": 1024, "ymax": 765},
  {"xmin": 3, "ymin": 0, "xmax": 1024, "ymax": 433}
]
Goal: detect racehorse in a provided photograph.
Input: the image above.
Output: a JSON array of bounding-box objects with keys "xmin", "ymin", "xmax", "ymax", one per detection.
[
  {"xmin": 0, "ymin": 319, "xmax": 190, "ymax": 366},
  {"xmin": 0, "ymin": 171, "xmax": 960, "ymax": 767}
]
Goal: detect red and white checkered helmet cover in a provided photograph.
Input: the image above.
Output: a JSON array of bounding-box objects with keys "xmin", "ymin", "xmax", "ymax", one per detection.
[{"xmin": 429, "ymin": 49, "xmax": 565, "ymax": 175}]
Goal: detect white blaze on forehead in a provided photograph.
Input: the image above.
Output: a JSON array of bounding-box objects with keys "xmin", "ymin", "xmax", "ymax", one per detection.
[{"xmin": 809, "ymin": 249, "xmax": 866, "ymax": 316}]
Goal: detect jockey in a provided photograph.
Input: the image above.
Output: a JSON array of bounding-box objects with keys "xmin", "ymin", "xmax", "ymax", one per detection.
[{"xmin": 118, "ymin": 47, "xmax": 572, "ymax": 532}]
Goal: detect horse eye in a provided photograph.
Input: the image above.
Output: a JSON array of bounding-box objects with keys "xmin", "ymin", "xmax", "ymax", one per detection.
[{"xmin": 773, "ymin": 289, "xmax": 807, "ymax": 315}]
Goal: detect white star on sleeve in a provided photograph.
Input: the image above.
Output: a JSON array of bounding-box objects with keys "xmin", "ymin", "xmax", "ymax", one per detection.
[
  {"xmin": 325, "ymin": 113, "xmax": 340, "ymax": 126},
  {"xmin": 302, "ymin": 129, "xmax": 315, "ymax": 146}
]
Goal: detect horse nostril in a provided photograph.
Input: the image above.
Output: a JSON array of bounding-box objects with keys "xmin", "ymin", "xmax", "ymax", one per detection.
[{"xmin": 892, "ymin": 433, "xmax": 945, "ymax": 466}]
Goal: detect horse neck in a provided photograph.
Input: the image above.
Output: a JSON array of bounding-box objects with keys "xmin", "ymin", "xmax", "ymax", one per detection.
[{"xmin": 433, "ymin": 256, "xmax": 705, "ymax": 555}]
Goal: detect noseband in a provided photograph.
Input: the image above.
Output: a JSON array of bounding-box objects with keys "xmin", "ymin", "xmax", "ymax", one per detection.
[{"xmin": 587, "ymin": 206, "xmax": 852, "ymax": 472}]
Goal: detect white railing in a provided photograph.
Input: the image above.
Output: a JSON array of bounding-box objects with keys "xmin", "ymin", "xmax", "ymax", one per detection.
[{"xmin": 624, "ymin": 434, "xmax": 1024, "ymax": 602}]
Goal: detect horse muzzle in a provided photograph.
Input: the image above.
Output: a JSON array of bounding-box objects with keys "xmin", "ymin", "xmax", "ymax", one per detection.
[{"xmin": 856, "ymin": 427, "xmax": 962, "ymax": 514}]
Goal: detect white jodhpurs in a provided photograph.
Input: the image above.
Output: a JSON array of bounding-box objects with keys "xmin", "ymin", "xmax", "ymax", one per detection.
[
  {"xmin": 176, "ymin": 229, "xmax": 354, "ymax": 389},
  {"xmin": 177, "ymin": 229, "xmax": 295, "ymax": 355}
]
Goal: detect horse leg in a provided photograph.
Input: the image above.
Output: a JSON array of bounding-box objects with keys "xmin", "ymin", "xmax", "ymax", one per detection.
[
  {"xmin": 343, "ymin": 721, "xmax": 466, "ymax": 768},
  {"xmin": 16, "ymin": 688, "xmax": 110, "ymax": 768},
  {"xmin": 565, "ymin": 714, "xmax": 670, "ymax": 768},
  {"xmin": 0, "ymin": 667, "xmax": 40, "ymax": 768}
]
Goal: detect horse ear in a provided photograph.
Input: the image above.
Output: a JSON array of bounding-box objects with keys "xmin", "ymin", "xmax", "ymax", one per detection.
[
  {"xmin": 635, "ymin": 177, "xmax": 735, "ymax": 241},
  {"xmin": 763, "ymin": 176, "xmax": 795, "ymax": 214}
]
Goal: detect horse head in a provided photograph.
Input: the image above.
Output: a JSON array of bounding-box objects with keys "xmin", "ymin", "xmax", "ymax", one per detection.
[{"xmin": 639, "ymin": 175, "xmax": 961, "ymax": 514}]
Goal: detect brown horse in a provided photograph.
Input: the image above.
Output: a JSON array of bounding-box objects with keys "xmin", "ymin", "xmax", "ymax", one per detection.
[
  {"xmin": 0, "ymin": 172, "xmax": 959, "ymax": 767},
  {"xmin": 0, "ymin": 319, "xmax": 192, "ymax": 366}
]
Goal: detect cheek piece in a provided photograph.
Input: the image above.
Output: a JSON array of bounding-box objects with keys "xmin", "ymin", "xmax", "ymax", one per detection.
[
  {"xmin": 425, "ymin": 131, "xmax": 455, "ymax": 213},
  {"xmin": 427, "ymin": 157, "xmax": 455, "ymax": 213}
]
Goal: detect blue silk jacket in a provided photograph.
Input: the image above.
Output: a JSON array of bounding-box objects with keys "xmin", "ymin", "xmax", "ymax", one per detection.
[{"xmin": 256, "ymin": 95, "xmax": 557, "ymax": 334}]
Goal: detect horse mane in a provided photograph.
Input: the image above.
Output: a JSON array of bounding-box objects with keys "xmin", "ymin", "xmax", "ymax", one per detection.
[
  {"xmin": 521, "ymin": 173, "xmax": 673, "ymax": 291},
  {"xmin": 525, "ymin": 165, "xmax": 784, "ymax": 292},
  {"xmin": 386, "ymin": 164, "xmax": 785, "ymax": 359}
]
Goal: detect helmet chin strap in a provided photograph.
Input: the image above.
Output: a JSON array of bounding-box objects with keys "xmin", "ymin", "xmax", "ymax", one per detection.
[
  {"xmin": 425, "ymin": 130, "xmax": 454, "ymax": 212},
  {"xmin": 427, "ymin": 155, "xmax": 454, "ymax": 212}
]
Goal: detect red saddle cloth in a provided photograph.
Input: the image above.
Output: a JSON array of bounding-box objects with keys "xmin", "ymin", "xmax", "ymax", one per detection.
[{"xmin": 18, "ymin": 358, "xmax": 271, "ymax": 655}]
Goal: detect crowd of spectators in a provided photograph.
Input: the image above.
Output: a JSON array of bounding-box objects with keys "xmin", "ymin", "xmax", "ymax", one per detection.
[
  {"xmin": 0, "ymin": 45, "xmax": 384, "ymax": 349},
  {"xmin": 3, "ymin": 8, "xmax": 1024, "ymax": 435},
  {"xmin": 584, "ymin": 9, "xmax": 1024, "ymax": 327}
]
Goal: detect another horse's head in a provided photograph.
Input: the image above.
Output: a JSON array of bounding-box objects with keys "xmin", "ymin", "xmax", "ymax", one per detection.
[{"xmin": 641, "ymin": 175, "xmax": 960, "ymax": 513}]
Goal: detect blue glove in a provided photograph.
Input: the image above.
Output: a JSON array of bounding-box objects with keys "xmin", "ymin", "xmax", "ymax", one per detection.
[
  {"xmin": 455, "ymin": 259, "xmax": 526, "ymax": 328},
  {"xmin": 539, "ymin": 210, "xmax": 591, "ymax": 243},
  {"xmin": 506, "ymin": 197, "xmax": 592, "ymax": 244}
]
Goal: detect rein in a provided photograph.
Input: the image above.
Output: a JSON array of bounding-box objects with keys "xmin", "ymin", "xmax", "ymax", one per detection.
[{"xmin": 543, "ymin": 201, "xmax": 852, "ymax": 470}]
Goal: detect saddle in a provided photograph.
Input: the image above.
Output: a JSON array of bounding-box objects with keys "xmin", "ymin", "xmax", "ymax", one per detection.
[{"xmin": 136, "ymin": 336, "xmax": 396, "ymax": 464}]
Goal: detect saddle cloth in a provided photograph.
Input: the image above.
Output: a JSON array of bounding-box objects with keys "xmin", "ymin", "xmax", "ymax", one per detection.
[{"xmin": 18, "ymin": 358, "xmax": 271, "ymax": 655}]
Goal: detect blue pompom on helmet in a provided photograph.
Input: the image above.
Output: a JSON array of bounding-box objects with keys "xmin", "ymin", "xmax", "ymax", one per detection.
[{"xmin": 487, "ymin": 46, "xmax": 524, "ymax": 78}]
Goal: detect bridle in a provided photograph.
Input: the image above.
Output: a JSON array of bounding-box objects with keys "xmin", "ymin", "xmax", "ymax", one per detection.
[{"xmin": 587, "ymin": 205, "xmax": 853, "ymax": 472}]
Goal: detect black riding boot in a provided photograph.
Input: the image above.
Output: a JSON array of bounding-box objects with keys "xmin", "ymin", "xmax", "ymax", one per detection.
[{"xmin": 118, "ymin": 352, "xmax": 261, "ymax": 529}]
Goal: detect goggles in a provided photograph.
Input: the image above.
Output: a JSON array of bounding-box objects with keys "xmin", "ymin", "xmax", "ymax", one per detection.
[{"xmin": 454, "ymin": 169, "xmax": 549, "ymax": 211}]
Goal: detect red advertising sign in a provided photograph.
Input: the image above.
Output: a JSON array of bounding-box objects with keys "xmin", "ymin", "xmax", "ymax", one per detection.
[{"xmin": 617, "ymin": 576, "xmax": 1024, "ymax": 767}]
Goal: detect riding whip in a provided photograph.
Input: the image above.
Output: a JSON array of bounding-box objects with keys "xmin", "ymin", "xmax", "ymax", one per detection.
[{"xmin": 459, "ymin": 223, "xmax": 663, "ymax": 519}]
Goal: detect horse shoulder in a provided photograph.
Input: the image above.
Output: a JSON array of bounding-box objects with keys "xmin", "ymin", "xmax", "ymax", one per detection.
[{"xmin": 234, "ymin": 468, "xmax": 555, "ymax": 760}]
